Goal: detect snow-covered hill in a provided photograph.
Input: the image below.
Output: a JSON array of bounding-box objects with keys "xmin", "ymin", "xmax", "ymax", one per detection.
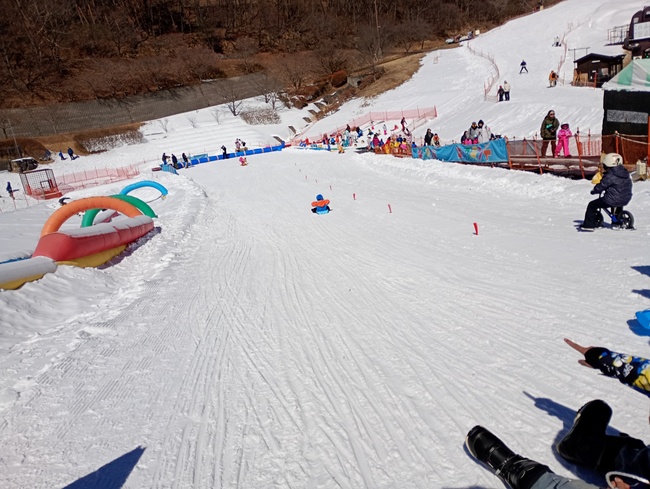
[{"xmin": 1, "ymin": 1, "xmax": 648, "ymax": 488}]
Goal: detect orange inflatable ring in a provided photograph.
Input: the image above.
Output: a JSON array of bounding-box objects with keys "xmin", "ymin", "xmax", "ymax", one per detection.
[
  {"xmin": 41, "ymin": 196, "xmax": 143, "ymax": 236},
  {"xmin": 311, "ymin": 199, "xmax": 330, "ymax": 207}
]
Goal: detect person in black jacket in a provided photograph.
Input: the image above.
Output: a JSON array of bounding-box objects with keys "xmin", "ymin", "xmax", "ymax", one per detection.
[
  {"xmin": 424, "ymin": 129, "xmax": 433, "ymax": 146},
  {"xmin": 465, "ymin": 338, "xmax": 650, "ymax": 489},
  {"xmin": 561, "ymin": 338, "xmax": 650, "ymax": 483},
  {"xmin": 580, "ymin": 153, "xmax": 632, "ymax": 230}
]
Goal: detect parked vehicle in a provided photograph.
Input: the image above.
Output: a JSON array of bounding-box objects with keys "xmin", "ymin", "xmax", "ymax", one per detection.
[{"xmin": 11, "ymin": 157, "xmax": 38, "ymax": 173}]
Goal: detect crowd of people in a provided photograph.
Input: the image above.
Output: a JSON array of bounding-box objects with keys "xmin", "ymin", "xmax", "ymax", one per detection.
[
  {"xmin": 461, "ymin": 120, "xmax": 493, "ymax": 144},
  {"xmin": 161, "ymin": 137, "xmax": 253, "ymax": 168},
  {"xmin": 296, "ymin": 122, "xmax": 417, "ymax": 156},
  {"xmin": 161, "ymin": 152, "xmax": 191, "ymax": 169}
]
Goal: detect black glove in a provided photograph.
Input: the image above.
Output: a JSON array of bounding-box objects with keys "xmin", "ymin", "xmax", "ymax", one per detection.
[{"xmin": 590, "ymin": 189, "xmax": 598, "ymax": 195}]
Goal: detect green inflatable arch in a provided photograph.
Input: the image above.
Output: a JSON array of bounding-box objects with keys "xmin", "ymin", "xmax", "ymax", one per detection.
[{"xmin": 81, "ymin": 194, "xmax": 157, "ymax": 227}]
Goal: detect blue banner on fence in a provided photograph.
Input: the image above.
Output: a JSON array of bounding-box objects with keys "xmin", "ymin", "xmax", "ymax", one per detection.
[{"xmin": 412, "ymin": 139, "xmax": 508, "ymax": 163}]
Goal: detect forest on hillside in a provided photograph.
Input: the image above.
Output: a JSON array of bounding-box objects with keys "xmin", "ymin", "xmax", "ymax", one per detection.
[{"xmin": 0, "ymin": 0, "xmax": 561, "ymax": 108}]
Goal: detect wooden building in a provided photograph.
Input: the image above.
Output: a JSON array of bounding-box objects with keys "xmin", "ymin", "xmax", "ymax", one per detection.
[
  {"xmin": 573, "ymin": 53, "xmax": 626, "ymax": 87},
  {"xmin": 624, "ymin": 6, "xmax": 650, "ymax": 58}
]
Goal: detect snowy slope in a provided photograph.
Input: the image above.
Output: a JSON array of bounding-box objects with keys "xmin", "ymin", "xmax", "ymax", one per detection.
[{"xmin": 1, "ymin": 1, "xmax": 649, "ymax": 488}]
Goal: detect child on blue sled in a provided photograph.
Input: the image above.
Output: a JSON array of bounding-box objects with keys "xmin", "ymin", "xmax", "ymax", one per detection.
[{"xmin": 311, "ymin": 194, "xmax": 331, "ymax": 214}]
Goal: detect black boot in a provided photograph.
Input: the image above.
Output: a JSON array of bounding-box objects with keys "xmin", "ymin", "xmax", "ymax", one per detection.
[
  {"xmin": 467, "ymin": 426, "xmax": 551, "ymax": 489},
  {"xmin": 556, "ymin": 399, "xmax": 612, "ymax": 468}
]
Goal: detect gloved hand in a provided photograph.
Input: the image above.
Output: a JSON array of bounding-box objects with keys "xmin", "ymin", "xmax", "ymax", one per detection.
[{"xmin": 590, "ymin": 189, "xmax": 598, "ymax": 195}]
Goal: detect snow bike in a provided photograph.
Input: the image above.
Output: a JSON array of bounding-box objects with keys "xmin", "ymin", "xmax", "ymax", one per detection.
[
  {"xmin": 585, "ymin": 192, "xmax": 635, "ymax": 231},
  {"xmin": 599, "ymin": 204, "xmax": 635, "ymax": 230}
]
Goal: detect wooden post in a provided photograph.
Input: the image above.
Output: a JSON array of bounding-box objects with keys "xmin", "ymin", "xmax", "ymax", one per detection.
[
  {"xmin": 533, "ymin": 136, "xmax": 543, "ymax": 174},
  {"xmin": 575, "ymin": 132, "xmax": 585, "ymax": 179},
  {"xmin": 505, "ymin": 137, "xmax": 513, "ymax": 170}
]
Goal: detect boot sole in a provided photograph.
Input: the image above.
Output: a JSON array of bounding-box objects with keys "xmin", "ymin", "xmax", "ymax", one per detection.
[{"xmin": 556, "ymin": 400, "xmax": 612, "ymax": 463}]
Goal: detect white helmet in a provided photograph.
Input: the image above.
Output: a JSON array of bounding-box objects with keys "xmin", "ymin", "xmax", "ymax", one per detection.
[{"xmin": 603, "ymin": 153, "xmax": 623, "ymax": 168}]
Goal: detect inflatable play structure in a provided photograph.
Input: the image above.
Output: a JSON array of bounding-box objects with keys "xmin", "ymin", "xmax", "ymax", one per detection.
[
  {"xmin": 120, "ymin": 181, "xmax": 168, "ymax": 199},
  {"xmin": 311, "ymin": 194, "xmax": 331, "ymax": 215},
  {"xmin": 80, "ymin": 181, "xmax": 167, "ymax": 226},
  {"xmin": 80, "ymin": 195, "xmax": 156, "ymax": 227},
  {"xmin": 0, "ymin": 181, "xmax": 167, "ymax": 290}
]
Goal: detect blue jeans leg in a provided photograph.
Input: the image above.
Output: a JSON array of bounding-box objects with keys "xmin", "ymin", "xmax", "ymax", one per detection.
[{"xmin": 530, "ymin": 472, "xmax": 600, "ymax": 489}]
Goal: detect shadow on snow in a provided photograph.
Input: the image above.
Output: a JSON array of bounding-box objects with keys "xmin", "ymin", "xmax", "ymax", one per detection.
[{"xmin": 61, "ymin": 446, "xmax": 145, "ymax": 489}]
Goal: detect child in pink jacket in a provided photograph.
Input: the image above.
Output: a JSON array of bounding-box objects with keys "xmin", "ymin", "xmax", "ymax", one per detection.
[{"xmin": 555, "ymin": 123, "xmax": 572, "ymax": 157}]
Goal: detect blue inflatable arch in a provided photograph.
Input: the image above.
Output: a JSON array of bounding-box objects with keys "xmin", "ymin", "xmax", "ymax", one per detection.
[{"xmin": 120, "ymin": 181, "xmax": 168, "ymax": 198}]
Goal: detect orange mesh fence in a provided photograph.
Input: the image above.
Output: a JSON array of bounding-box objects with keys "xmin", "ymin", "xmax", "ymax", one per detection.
[
  {"xmin": 602, "ymin": 134, "xmax": 648, "ymax": 168},
  {"xmin": 506, "ymin": 134, "xmax": 602, "ymax": 157},
  {"xmin": 56, "ymin": 165, "xmax": 140, "ymax": 191},
  {"xmin": 292, "ymin": 107, "xmax": 437, "ymax": 144}
]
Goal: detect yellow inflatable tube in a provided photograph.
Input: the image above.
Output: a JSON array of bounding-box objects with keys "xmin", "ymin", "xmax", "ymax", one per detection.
[
  {"xmin": 0, "ymin": 257, "xmax": 57, "ymax": 290},
  {"xmin": 57, "ymin": 245, "xmax": 128, "ymax": 268}
]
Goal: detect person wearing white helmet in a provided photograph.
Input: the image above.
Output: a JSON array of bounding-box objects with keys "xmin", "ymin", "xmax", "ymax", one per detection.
[{"xmin": 580, "ymin": 153, "xmax": 632, "ymax": 230}]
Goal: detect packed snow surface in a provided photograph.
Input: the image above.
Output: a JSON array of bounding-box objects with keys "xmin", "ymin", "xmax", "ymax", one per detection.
[{"xmin": 1, "ymin": 1, "xmax": 649, "ymax": 487}]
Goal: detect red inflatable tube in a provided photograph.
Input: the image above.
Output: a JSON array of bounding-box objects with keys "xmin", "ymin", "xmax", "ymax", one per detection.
[{"xmin": 33, "ymin": 216, "xmax": 154, "ymax": 262}]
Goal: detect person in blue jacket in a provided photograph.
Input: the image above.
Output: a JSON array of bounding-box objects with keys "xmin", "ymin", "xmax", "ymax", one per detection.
[
  {"xmin": 311, "ymin": 194, "xmax": 331, "ymax": 214},
  {"xmin": 580, "ymin": 153, "xmax": 632, "ymax": 230}
]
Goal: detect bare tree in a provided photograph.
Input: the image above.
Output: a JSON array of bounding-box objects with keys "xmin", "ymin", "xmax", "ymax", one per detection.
[
  {"xmin": 186, "ymin": 115, "xmax": 198, "ymax": 128},
  {"xmin": 315, "ymin": 47, "xmax": 349, "ymax": 76},
  {"xmin": 266, "ymin": 91, "xmax": 280, "ymax": 111},
  {"xmin": 234, "ymin": 37, "xmax": 260, "ymax": 74},
  {"xmin": 157, "ymin": 118, "xmax": 170, "ymax": 133},
  {"xmin": 356, "ymin": 25, "xmax": 382, "ymax": 77},
  {"xmin": 210, "ymin": 108, "xmax": 221, "ymax": 124},
  {"xmin": 280, "ymin": 61, "xmax": 308, "ymax": 89},
  {"xmin": 0, "ymin": 117, "xmax": 9, "ymax": 139},
  {"xmin": 250, "ymin": 73, "xmax": 284, "ymax": 110},
  {"xmin": 217, "ymin": 82, "xmax": 244, "ymax": 116}
]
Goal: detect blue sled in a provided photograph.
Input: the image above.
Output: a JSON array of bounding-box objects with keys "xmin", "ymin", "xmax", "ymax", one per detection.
[
  {"xmin": 315, "ymin": 207, "xmax": 330, "ymax": 215},
  {"xmin": 635, "ymin": 309, "xmax": 650, "ymax": 329}
]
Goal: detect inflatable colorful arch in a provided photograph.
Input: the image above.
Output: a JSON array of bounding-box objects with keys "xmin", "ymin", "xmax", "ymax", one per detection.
[
  {"xmin": 120, "ymin": 181, "xmax": 168, "ymax": 198},
  {"xmin": 81, "ymin": 194, "xmax": 156, "ymax": 227}
]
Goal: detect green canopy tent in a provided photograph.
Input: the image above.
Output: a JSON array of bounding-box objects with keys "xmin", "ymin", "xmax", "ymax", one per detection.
[
  {"xmin": 602, "ymin": 59, "xmax": 650, "ymax": 166},
  {"xmin": 602, "ymin": 59, "xmax": 650, "ymax": 136}
]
